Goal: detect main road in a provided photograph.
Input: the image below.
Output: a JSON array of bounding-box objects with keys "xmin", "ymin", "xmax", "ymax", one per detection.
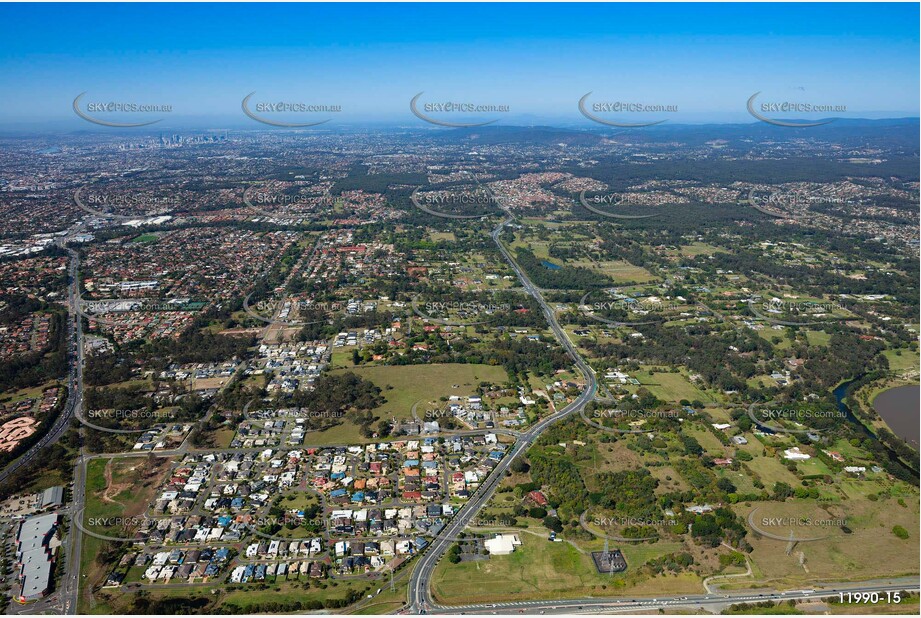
[
  {"xmin": 0, "ymin": 245, "xmax": 84, "ymax": 484},
  {"xmin": 407, "ymin": 216, "xmax": 599, "ymax": 613},
  {"xmin": 423, "ymin": 580, "xmax": 920, "ymax": 614},
  {"xmin": 3, "ymin": 240, "xmax": 87, "ymax": 615},
  {"xmin": 60, "ymin": 245, "xmax": 88, "ymax": 615},
  {"xmin": 406, "ymin": 216, "xmax": 920, "ymax": 615}
]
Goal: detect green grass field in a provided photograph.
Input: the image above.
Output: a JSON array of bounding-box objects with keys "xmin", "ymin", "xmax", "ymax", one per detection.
[
  {"xmin": 805, "ymin": 330, "xmax": 832, "ymax": 346},
  {"xmin": 87, "ymin": 578, "xmax": 377, "ymax": 614},
  {"xmin": 80, "ymin": 457, "xmax": 174, "ymax": 612},
  {"xmin": 668, "ymin": 242, "xmax": 727, "ymax": 257},
  {"xmin": 431, "ymin": 533, "xmax": 698, "ymax": 604},
  {"xmin": 131, "ymin": 233, "xmax": 159, "ymax": 244},
  {"xmin": 735, "ymin": 496, "xmax": 919, "ymax": 587},
  {"xmin": 881, "ymin": 348, "xmax": 919, "ymax": 373},
  {"xmin": 631, "ymin": 368, "xmax": 719, "ymax": 404},
  {"xmin": 311, "ymin": 363, "xmax": 508, "ymax": 443},
  {"xmin": 331, "ymin": 363, "xmax": 507, "ymax": 420}
]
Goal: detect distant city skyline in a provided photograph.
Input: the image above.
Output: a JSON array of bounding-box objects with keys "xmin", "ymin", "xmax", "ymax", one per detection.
[{"xmin": 0, "ymin": 2, "xmax": 918, "ymax": 130}]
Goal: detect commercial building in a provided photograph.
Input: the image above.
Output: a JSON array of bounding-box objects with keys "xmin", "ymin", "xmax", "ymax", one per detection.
[
  {"xmin": 15, "ymin": 512, "xmax": 59, "ymax": 602},
  {"xmin": 38, "ymin": 486, "xmax": 64, "ymax": 510},
  {"xmin": 484, "ymin": 533, "xmax": 521, "ymax": 556}
]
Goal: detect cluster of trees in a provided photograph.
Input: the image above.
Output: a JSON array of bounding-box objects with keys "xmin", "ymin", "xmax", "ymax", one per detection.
[
  {"xmin": 148, "ymin": 323, "xmax": 254, "ymax": 365},
  {"xmin": 128, "ymin": 595, "xmax": 213, "ymax": 614},
  {"xmin": 84, "ymin": 352, "xmax": 134, "ymax": 386},
  {"xmin": 771, "ymin": 481, "xmax": 820, "ymax": 501},
  {"xmin": 527, "ymin": 451, "xmax": 588, "ymax": 520},
  {"xmin": 512, "ymin": 247, "xmax": 611, "ymax": 290},
  {"xmin": 590, "ymin": 469, "xmax": 660, "ymax": 522},
  {"xmin": 644, "ymin": 551, "xmax": 694, "ymax": 575},
  {"xmin": 568, "ymin": 149, "xmax": 918, "ymax": 190},
  {"xmin": 0, "ymin": 302, "xmax": 67, "ymax": 393},
  {"xmin": 689, "ymin": 507, "xmax": 750, "ymax": 549},
  {"xmin": 280, "ymin": 372, "xmax": 385, "ymax": 436},
  {"xmin": 707, "ymin": 245, "xmax": 917, "ymax": 307},
  {"xmin": 584, "ymin": 326, "xmax": 770, "ymax": 396},
  {"xmin": 216, "ymin": 587, "xmax": 365, "ymax": 613},
  {"xmin": 389, "ymin": 330, "xmax": 570, "ymax": 383},
  {"xmin": 798, "ymin": 333, "xmax": 886, "ymax": 393},
  {"xmin": 0, "ymin": 438, "xmax": 75, "ymax": 500}
]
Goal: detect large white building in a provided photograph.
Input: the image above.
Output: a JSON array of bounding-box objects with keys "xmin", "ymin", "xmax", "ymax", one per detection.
[
  {"xmin": 15, "ymin": 512, "xmax": 59, "ymax": 602},
  {"xmin": 484, "ymin": 533, "xmax": 522, "ymax": 556}
]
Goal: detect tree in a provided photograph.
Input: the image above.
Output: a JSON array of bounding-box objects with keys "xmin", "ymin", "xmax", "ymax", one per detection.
[
  {"xmin": 510, "ymin": 458, "xmax": 530, "ymax": 474},
  {"xmin": 543, "ymin": 515, "xmax": 563, "ymax": 533}
]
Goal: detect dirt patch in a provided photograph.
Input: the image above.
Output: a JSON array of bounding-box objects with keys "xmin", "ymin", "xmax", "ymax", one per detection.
[{"xmin": 100, "ymin": 459, "xmax": 125, "ymax": 505}]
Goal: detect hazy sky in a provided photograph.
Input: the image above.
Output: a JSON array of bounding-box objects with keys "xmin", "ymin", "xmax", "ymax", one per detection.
[{"xmin": 0, "ymin": 2, "xmax": 917, "ymax": 129}]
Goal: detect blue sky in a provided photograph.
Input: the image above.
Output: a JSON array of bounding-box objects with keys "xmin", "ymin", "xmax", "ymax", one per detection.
[{"xmin": 0, "ymin": 2, "xmax": 917, "ymax": 128}]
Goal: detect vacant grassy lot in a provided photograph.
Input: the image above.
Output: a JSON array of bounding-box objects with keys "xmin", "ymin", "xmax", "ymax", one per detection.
[
  {"xmin": 881, "ymin": 348, "xmax": 919, "ymax": 373},
  {"xmin": 805, "ymin": 330, "xmax": 832, "ymax": 346},
  {"xmin": 631, "ymin": 369, "xmax": 719, "ymax": 404},
  {"xmin": 734, "ymin": 497, "xmax": 919, "ymax": 587},
  {"xmin": 431, "ymin": 533, "xmax": 698, "ymax": 604},
  {"xmin": 331, "ymin": 363, "xmax": 507, "ymax": 420},
  {"xmin": 428, "ymin": 231, "xmax": 456, "ymax": 242},
  {"xmin": 684, "ymin": 427, "xmax": 729, "ymax": 456},
  {"xmin": 81, "ymin": 456, "xmax": 173, "ymax": 612},
  {"xmin": 312, "ymin": 363, "xmax": 508, "ymax": 443},
  {"xmin": 581, "ymin": 259, "xmax": 658, "ymax": 284},
  {"xmin": 745, "ymin": 453, "xmax": 802, "ymax": 487},
  {"xmin": 89, "ymin": 578, "xmax": 376, "ymax": 614},
  {"xmin": 668, "ymin": 242, "xmax": 727, "ymax": 257},
  {"xmin": 131, "ymin": 233, "xmax": 159, "ymax": 244}
]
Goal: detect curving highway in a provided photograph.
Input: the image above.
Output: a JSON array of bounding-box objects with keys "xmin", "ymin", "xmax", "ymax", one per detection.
[
  {"xmin": 407, "ymin": 216, "xmax": 598, "ymax": 613},
  {"xmin": 0, "ymin": 245, "xmax": 84, "ymax": 485}
]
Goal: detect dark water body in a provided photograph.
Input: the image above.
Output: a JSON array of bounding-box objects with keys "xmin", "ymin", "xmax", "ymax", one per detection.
[
  {"xmin": 541, "ymin": 260, "xmax": 561, "ymax": 270},
  {"xmin": 835, "ymin": 378, "xmax": 919, "ymax": 478},
  {"xmin": 833, "ymin": 379, "xmax": 870, "ymax": 435},
  {"xmin": 873, "ymin": 385, "xmax": 920, "ymax": 449}
]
